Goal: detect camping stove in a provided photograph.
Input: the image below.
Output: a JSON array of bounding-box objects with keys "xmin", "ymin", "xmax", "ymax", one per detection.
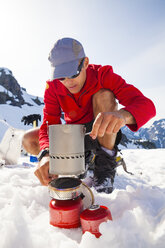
[
  {"xmin": 49, "ymin": 177, "xmax": 83, "ymax": 228},
  {"xmin": 48, "ymin": 177, "xmax": 95, "ymax": 229},
  {"xmin": 48, "ymin": 124, "xmax": 112, "ymax": 234},
  {"xmin": 49, "ymin": 177, "xmax": 82, "ymax": 201},
  {"xmin": 48, "ymin": 125, "xmax": 95, "ymax": 229}
]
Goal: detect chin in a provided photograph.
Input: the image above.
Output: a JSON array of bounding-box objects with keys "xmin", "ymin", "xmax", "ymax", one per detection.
[{"xmin": 70, "ymin": 89, "xmax": 80, "ymax": 94}]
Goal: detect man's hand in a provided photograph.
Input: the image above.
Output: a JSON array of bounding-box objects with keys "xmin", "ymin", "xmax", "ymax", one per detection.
[
  {"xmin": 34, "ymin": 156, "xmax": 58, "ymax": 186},
  {"xmin": 90, "ymin": 109, "xmax": 136, "ymax": 139}
]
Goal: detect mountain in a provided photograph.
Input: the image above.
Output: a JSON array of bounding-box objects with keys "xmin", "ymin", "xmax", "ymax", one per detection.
[
  {"xmin": 0, "ymin": 67, "xmax": 43, "ymax": 107},
  {"xmin": 119, "ymin": 133, "xmax": 156, "ymax": 150},
  {"xmin": 0, "ymin": 67, "xmax": 44, "ymax": 141},
  {"xmin": 142, "ymin": 119, "xmax": 165, "ymax": 148},
  {"xmin": 121, "ymin": 119, "xmax": 165, "ymax": 148}
]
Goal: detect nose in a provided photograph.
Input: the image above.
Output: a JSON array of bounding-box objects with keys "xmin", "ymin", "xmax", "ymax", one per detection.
[{"xmin": 64, "ymin": 78, "xmax": 74, "ymax": 84}]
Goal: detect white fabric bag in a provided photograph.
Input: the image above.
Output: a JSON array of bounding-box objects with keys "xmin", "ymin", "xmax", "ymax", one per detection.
[{"xmin": 0, "ymin": 127, "xmax": 25, "ymax": 164}]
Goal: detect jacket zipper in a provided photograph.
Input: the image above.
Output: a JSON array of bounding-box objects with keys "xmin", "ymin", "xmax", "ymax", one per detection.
[
  {"xmin": 78, "ymin": 90, "xmax": 87, "ymax": 103},
  {"xmin": 67, "ymin": 90, "xmax": 87, "ymax": 107},
  {"xmin": 67, "ymin": 93, "xmax": 75, "ymax": 101}
]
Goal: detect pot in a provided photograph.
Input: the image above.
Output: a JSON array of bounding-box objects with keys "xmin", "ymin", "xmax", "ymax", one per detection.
[{"xmin": 49, "ymin": 124, "xmax": 86, "ymax": 176}]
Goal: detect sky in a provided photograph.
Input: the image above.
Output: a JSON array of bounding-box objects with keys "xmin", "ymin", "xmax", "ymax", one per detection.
[{"xmin": 0, "ymin": 0, "xmax": 165, "ymax": 123}]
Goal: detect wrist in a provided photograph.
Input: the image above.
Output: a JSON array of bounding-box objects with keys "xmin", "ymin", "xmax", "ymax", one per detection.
[
  {"xmin": 37, "ymin": 148, "xmax": 49, "ymax": 162},
  {"xmin": 118, "ymin": 109, "xmax": 136, "ymax": 125}
]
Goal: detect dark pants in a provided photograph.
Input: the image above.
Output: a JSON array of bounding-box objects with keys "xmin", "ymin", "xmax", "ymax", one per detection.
[{"xmin": 84, "ymin": 120, "xmax": 122, "ymax": 152}]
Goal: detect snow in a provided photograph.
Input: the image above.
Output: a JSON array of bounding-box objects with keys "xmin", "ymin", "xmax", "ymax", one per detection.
[
  {"xmin": 119, "ymin": 142, "xmax": 143, "ymax": 150},
  {"xmin": 0, "ymin": 85, "xmax": 15, "ymax": 98},
  {"xmin": 0, "ymin": 104, "xmax": 41, "ymax": 132},
  {"xmin": 0, "ymin": 67, "xmax": 11, "ymax": 75},
  {"xmin": 0, "ymin": 88, "xmax": 14, "ymax": 98},
  {"xmin": 22, "ymin": 90, "xmax": 43, "ymax": 107},
  {"xmin": 0, "ymin": 149, "xmax": 165, "ymax": 248},
  {"xmin": 0, "ymin": 85, "xmax": 6, "ymax": 92},
  {"xmin": 0, "ymin": 89, "xmax": 43, "ymax": 142}
]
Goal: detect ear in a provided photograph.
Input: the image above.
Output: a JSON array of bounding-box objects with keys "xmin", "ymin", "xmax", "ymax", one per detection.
[{"xmin": 84, "ymin": 57, "xmax": 89, "ymax": 69}]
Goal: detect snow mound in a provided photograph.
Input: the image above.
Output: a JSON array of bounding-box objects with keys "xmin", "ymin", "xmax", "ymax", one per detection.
[{"xmin": 0, "ymin": 149, "xmax": 165, "ymax": 247}]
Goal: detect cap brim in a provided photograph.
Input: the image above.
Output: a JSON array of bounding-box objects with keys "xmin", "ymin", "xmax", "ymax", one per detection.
[{"xmin": 50, "ymin": 60, "xmax": 80, "ymax": 80}]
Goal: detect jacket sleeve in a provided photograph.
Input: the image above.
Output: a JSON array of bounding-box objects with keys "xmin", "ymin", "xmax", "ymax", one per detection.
[
  {"xmin": 100, "ymin": 66, "xmax": 156, "ymax": 131},
  {"xmin": 39, "ymin": 81, "xmax": 61, "ymax": 150}
]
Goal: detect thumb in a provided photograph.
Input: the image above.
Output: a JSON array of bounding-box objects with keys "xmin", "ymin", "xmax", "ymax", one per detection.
[
  {"xmin": 40, "ymin": 164, "xmax": 51, "ymax": 185},
  {"xmin": 90, "ymin": 113, "xmax": 103, "ymax": 139}
]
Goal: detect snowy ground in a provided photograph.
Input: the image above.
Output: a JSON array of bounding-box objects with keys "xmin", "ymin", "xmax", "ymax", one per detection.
[{"xmin": 0, "ymin": 149, "xmax": 165, "ymax": 248}]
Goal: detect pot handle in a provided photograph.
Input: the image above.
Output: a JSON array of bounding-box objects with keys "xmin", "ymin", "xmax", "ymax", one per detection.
[{"xmin": 85, "ymin": 131, "xmax": 91, "ymax": 136}]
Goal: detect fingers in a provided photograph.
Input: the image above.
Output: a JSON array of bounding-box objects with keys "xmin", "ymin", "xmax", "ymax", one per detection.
[
  {"xmin": 106, "ymin": 116, "xmax": 125, "ymax": 134},
  {"xmin": 40, "ymin": 163, "xmax": 51, "ymax": 185},
  {"xmin": 34, "ymin": 157, "xmax": 58, "ymax": 186},
  {"xmin": 90, "ymin": 111, "xmax": 126, "ymax": 139},
  {"xmin": 90, "ymin": 113, "xmax": 103, "ymax": 139},
  {"xmin": 34, "ymin": 163, "xmax": 50, "ymax": 186},
  {"xmin": 50, "ymin": 174, "xmax": 58, "ymax": 180},
  {"xmin": 34, "ymin": 168, "xmax": 48, "ymax": 186}
]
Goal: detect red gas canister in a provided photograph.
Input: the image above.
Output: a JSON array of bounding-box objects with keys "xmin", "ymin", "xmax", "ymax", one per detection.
[
  {"xmin": 80, "ymin": 205, "xmax": 112, "ymax": 238},
  {"xmin": 49, "ymin": 197, "xmax": 83, "ymax": 228}
]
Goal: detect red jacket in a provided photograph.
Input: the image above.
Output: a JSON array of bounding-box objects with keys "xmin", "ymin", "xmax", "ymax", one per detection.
[{"xmin": 39, "ymin": 64, "xmax": 156, "ymax": 149}]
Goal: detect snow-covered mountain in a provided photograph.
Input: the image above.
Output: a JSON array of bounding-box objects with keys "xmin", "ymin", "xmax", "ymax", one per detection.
[
  {"xmin": 0, "ymin": 67, "xmax": 44, "ymax": 141},
  {"xmin": 0, "ymin": 67, "xmax": 43, "ymax": 107},
  {"xmin": 122, "ymin": 119, "xmax": 165, "ymax": 148},
  {"xmin": 119, "ymin": 132, "xmax": 156, "ymax": 150}
]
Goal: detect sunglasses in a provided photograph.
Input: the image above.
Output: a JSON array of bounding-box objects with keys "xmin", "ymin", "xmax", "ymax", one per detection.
[{"xmin": 58, "ymin": 58, "xmax": 85, "ymax": 82}]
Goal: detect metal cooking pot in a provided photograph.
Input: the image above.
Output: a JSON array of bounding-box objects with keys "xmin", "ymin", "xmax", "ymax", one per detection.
[{"xmin": 49, "ymin": 124, "xmax": 86, "ymax": 176}]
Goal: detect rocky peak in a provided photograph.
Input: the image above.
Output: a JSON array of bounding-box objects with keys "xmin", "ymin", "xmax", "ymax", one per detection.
[
  {"xmin": 122, "ymin": 119, "xmax": 165, "ymax": 148},
  {"xmin": 0, "ymin": 67, "xmax": 43, "ymax": 107},
  {"xmin": 0, "ymin": 68, "xmax": 25, "ymax": 107},
  {"xmin": 0, "ymin": 68, "xmax": 22, "ymax": 96}
]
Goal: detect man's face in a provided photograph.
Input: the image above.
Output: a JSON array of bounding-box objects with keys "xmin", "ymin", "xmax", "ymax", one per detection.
[{"xmin": 59, "ymin": 57, "xmax": 89, "ymax": 94}]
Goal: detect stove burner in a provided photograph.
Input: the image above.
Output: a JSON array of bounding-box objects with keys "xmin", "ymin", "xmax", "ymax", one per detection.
[{"xmin": 50, "ymin": 177, "xmax": 81, "ymax": 190}]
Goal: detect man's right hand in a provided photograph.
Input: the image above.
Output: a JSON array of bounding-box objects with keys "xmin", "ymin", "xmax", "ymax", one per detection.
[{"xmin": 34, "ymin": 156, "xmax": 58, "ymax": 186}]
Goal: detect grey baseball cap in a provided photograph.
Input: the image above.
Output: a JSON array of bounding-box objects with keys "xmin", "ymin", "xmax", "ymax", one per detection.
[{"xmin": 48, "ymin": 38, "xmax": 86, "ymax": 80}]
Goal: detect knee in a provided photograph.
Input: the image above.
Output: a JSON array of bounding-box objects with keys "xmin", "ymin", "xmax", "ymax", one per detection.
[
  {"xmin": 92, "ymin": 89, "xmax": 117, "ymax": 110},
  {"xmin": 22, "ymin": 128, "xmax": 40, "ymax": 154},
  {"xmin": 22, "ymin": 131, "xmax": 32, "ymax": 148}
]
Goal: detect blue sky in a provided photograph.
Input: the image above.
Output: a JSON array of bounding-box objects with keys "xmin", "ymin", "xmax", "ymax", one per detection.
[{"xmin": 0, "ymin": 0, "xmax": 165, "ymax": 123}]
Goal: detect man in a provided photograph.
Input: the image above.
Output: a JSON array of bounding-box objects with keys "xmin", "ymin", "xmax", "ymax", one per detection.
[{"xmin": 23, "ymin": 37, "xmax": 156, "ymax": 193}]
